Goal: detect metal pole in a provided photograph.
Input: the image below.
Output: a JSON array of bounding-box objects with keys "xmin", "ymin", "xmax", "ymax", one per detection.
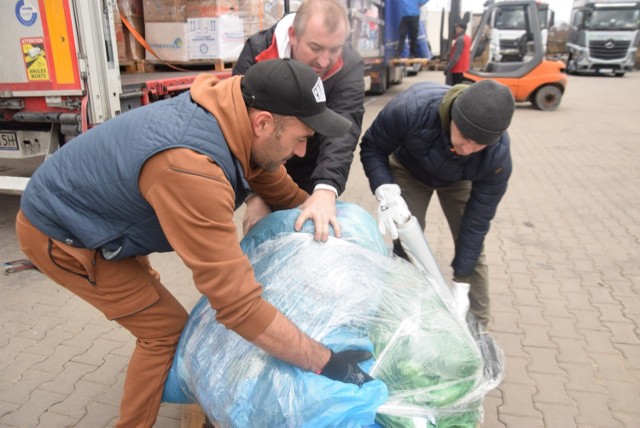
[{"xmin": 449, "ymin": 0, "xmax": 461, "ymax": 44}]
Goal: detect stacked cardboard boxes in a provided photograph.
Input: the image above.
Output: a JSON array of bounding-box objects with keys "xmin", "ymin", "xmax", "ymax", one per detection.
[
  {"xmin": 236, "ymin": 0, "xmax": 286, "ymax": 40},
  {"xmin": 143, "ymin": 0, "xmax": 187, "ymax": 22},
  {"xmin": 186, "ymin": 0, "xmax": 237, "ymax": 17},
  {"xmin": 144, "ymin": 0, "xmax": 244, "ymax": 63},
  {"xmin": 114, "ymin": 0, "xmax": 145, "ymax": 64},
  {"xmin": 188, "ymin": 16, "xmax": 244, "ymax": 60}
]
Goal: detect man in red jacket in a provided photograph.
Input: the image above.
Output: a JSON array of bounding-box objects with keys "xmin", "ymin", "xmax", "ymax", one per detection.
[
  {"xmin": 445, "ymin": 22, "xmax": 471, "ymax": 85},
  {"xmin": 233, "ymin": 0, "xmax": 365, "ymax": 241}
]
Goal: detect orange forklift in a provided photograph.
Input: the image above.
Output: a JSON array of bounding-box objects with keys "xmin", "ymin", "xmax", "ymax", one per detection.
[{"xmin": 463, "ymin": 0, "xmax": 568, "ymax": 111}]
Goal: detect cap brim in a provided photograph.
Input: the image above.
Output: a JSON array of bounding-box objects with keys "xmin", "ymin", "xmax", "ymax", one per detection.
[{"xmin": 299, "ymin": 109, "xmax": 352, "ymax": 137}]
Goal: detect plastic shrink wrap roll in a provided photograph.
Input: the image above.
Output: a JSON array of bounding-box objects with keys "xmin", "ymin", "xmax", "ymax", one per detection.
[{"xmin": 163, "ymin": 202, "xmax": 504, "ymax": 427}]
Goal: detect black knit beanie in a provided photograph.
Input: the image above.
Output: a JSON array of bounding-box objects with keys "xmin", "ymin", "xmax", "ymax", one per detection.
[{"xmin": 451, "ymin": 80, "xmax": 515, "ymax": 145}]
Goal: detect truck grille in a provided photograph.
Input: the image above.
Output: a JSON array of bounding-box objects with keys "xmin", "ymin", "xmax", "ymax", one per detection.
[
  {"xmin": 500, "ymin": 40, "xmax": 518, "ymax": 49},
  {"xmin": 589, "ymin": 40, "xmax": 630, "ymax": 60}
]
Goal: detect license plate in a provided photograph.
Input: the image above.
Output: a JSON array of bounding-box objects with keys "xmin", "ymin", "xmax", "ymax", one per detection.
[
  {"xmin": 0, "ymin": 132, "xmax": 18, "ymax": 151},
  {"xmin": 598, "ymin": 68, "xmax": 613, "ymax": 74}
]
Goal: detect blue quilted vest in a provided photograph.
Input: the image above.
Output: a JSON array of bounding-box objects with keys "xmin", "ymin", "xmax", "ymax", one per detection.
[{"xmin": 21, "ymin": 91, "xmax": 250, "ymax": 260}]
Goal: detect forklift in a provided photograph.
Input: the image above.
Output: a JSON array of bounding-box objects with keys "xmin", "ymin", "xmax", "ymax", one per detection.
[{"xmin": 463, "ymin": 0, "xmax": 568, "ymax": 111}]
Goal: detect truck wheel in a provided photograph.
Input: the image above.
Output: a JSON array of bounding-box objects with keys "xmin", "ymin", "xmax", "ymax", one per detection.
[
  {"xmin": 397, "ymin": 66, "xmax": 404, "ymax": 84},
  {"xmin": 567, "ymin": 58, "xmax": 578, "ymax": 75},
  {"xmin": 614, "ymin": 72, "xmax": 625, "ymax": 77},
  {"xmin": 533, "ymin": 85, "xmax": 562, "ymax": 111},
  {"xmin": 406, "ymin": 63, "xmax": 419, "ymax": 76},
  {"xmin": 369, "ymin": 68, "xmax": 387, "ymax": 95}
]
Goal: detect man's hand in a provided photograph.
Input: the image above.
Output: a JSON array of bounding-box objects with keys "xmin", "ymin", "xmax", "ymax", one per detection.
[
  {"xmin": 252, "ymin": 311, "xmax": 373, "ymax": 387},
  {"xmin": 294, "ymin": 189, "xmax": 340, "ymax": 241},
  {"xmin": 243, "ymin": 194, "xmax": 272, "ymax": 235},
  {"xmin": 320, "ymin": 350, "xmax": 374, "ymax": 387},
  {"xmin": 374, "ymin": 184, "xmax": 411, "ymax": 239}
]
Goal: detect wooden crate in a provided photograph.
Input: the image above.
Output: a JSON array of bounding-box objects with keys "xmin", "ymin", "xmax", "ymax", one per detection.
[
  {"xmin": 119, "ymin": 59, "xmax": 236, "ymax": 73},
  {"xmin": 181, "ymin": 404, "xmax": 214, "ymax": 428}
]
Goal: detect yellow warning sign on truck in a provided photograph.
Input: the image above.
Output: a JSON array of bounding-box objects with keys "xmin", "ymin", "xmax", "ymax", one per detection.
[{"xmin": 21, "ymin": 37, "xmax": 49, "ymax": 81}]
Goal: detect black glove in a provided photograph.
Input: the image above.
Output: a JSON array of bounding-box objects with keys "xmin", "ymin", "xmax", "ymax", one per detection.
[{"xmin": 320, "ymin": 350, "xmax": 374, "ymax": 386}]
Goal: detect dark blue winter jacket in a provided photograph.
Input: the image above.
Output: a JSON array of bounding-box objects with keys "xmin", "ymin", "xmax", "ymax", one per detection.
[{"xmin": 360, "ymin": 82, "xmax": 512, "ymax": 277}]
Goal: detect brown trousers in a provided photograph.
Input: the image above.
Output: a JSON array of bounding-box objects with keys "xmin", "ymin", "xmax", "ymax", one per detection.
[
  {"xmin": 389, "ymin": 155, "xmax": 491, "ymax": 325},
  {"xmin": 16, "ymin": 211, "xmax": 189, "ymax": 427}
]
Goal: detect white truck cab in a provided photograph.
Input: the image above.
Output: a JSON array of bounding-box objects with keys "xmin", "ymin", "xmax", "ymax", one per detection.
[{"xmin": 567, "ymin": 0, "xmax": 640, "ymax": 76}]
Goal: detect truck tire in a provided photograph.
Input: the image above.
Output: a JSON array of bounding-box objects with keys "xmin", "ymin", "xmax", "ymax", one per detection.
[
  {"xmin": 407, "ymin": 64, "xmax": 419, "ymax": 76},
  {"xmin": 369, "ymin": 67, "xmax": 387, "ymax": 95},
  {"xmin": 396, "ymin": 65, "xmax": 404, "ymax": 85},
  {"xmin": 532, "ymin": 85, "xmax": 562, "ymax": 111},
  {"xmin": 567, "ymin": 57, "xmax": 578, "ymax": 75}
]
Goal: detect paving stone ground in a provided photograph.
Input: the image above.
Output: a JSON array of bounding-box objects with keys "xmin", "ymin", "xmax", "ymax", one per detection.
[{"xmin": 1, "ymin": 69, "xmax": 639, "ymax": 427}]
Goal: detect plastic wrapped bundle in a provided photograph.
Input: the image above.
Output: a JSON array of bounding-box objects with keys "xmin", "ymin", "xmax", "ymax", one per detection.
[{"xmin": 163, "ymin": 202, "xmax": 504, "ymax": 427}]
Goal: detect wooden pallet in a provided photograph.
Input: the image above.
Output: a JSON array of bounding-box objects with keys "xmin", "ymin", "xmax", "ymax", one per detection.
[
  {"xmin": 181, "ymin": 404, "xmax": 205, "ymax": 428},
  {"xmin": 390, "ymin": 58, "xmax": 429, "ymax": 66},
  {"xmin": 181, "ymin": 404, "xmax": 217, "ymax": 428},
  {"xmin": 211, "ymin": 58, "xmax": 236, "ymax": 72},
  {"xmin": 119, "ymin": 59, "xmax": 236, "ymax": 74},
  {"xmin": 119, "ymin": 59, "xmax": 154, "ymax": 73},
  {"xmin": 427, "ymin": 60, "xmax": 447, "ymax": 71}
]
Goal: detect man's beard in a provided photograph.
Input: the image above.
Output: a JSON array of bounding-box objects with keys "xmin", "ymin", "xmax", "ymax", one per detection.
[{"xmin": 254, "ymin": 131, "xmax": 286, "ymax": 172}]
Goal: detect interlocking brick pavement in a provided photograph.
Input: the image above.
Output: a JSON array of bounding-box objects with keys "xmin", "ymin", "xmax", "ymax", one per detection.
[{"xmin": 1, "ymin": 69, "xmax": 639, "ymax": 427}]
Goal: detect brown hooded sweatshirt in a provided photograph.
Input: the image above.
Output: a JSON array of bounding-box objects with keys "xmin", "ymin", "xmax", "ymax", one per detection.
[{"xmin": 138, "ymin": 74, "xmax": 308, "ymax": 340}]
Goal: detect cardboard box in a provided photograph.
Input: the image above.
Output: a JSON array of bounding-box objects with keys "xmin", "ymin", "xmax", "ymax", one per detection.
[
  {"xmin": 237, "ymin": 0, "xmax": 283, "ymax": 37},
  {"xmin": 143, "ymin": 0, "xmax": 186, "ymax": 22},
  {"xmin": 187, "ymin": 16, "xmax": 244, "ymax": 60},
  {"xmin": 186, "ymin": 0, "xmax": 238, "ymax": 18},
  {"xmin": 144, "ymin": 17, "xmax": 243, "ymax": 62},
  {"xmin": 145, "ymin": 22, "xmax": 190, "ymax": 62}
]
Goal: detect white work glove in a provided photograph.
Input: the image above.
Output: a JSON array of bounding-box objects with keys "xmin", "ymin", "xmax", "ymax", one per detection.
[
  {"xmin": 374, "ymin": 184, "xmax": 411, "ymax": 239},
  {"xmin": 450, "ymin": 281, "xmax": 470, "ymax": 319}
]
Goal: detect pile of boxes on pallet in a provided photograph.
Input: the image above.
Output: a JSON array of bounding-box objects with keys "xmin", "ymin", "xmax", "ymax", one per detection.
[
  {"xmin": 144, "ymin": 0, "xmax": 243, "ymax": 62},
  {"xmin": 114, "ymin": 0, "xmax": 285, "ymax": 65},
  {"xmin": 114, "ymin": 0, "xmax": 146, "ymax": 64}
]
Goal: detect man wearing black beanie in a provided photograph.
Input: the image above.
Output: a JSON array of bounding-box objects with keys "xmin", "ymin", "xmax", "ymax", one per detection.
[{"xmin": 360, "ymin": 79, "xmax": 515, "ymax": 328}]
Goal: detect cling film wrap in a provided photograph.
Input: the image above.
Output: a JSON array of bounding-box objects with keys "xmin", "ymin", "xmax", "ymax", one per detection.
[{"xmin": 163, "ymin": 202, "xmax": 504, "ymax": 427}]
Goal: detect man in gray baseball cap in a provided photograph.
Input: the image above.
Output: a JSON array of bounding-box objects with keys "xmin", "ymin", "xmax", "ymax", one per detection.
[{"xmin": 360, "ymin": 79, "xmax": 515, "ymax": 328}]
